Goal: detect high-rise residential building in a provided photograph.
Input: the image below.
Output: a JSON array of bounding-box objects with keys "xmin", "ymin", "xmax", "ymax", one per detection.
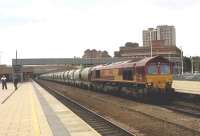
[
  {"xmin": 143, "ymin": 25, "xmax": 176, "ymax": 47},
  {"xmin": 143, "ymin": 28, "xmax": 157, "ymax": 47},
  {"xmin": 157, "ymin": 25, "xmax": 176, "ymax": 46}
]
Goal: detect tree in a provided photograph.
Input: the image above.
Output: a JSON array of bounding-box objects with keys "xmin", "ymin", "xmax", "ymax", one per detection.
[
  {"xmin": 125, "ymin": 42, "xmax": 139, "ymax": 48},
  {"xmin": 183, "ymin": 56, "xmax": 191, "ymax": 72}
]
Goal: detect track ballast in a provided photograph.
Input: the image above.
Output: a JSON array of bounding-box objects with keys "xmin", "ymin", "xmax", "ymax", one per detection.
[{"xmin": 36, "ymin": 80, "xmax": 135, "ymax": 136}]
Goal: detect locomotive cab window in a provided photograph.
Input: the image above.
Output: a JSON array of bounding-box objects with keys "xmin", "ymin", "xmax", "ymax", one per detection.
[
  {"xmin": 123, "ymin": 69, "xmax": 133, "ymax": 80},
  {"xmin": 160, "ymin": 64, "xmax": 170, "ymax": 74},
  {"xmin": 147, "ymin": 64, "xmax": 158, "ymax": 75}
]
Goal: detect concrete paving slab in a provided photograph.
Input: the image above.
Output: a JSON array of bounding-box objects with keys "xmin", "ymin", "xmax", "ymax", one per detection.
[
  {"xmin": 0, "ymin": 82, "xmax": 53, "ymax": 136},
  {"xmin": 173, "ymin": 80, "xmax": 200, "ymax": 95}
]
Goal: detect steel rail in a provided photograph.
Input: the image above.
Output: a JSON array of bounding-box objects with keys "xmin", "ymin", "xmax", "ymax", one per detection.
[
  {"xmin": 162, "ymin": 102, "xmax": 200, "ymax": 118},
  {"xmin": 38, "ymin": 79, "xmax": 200, "ymax": 136},
  {"xmin": 37, "ymin": 80, "xmax": 136, "ymax": 136}
]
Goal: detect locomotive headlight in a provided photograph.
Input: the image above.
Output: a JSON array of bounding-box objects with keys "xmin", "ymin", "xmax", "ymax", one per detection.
[{"xmin": 147, "ymin": 82, "xmax": 153, "ymax": 86}]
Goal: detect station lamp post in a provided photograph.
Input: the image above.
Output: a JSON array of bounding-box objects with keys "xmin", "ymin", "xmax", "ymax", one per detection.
[
  {"xmin": 150, "ymin": 31, "xmax": 152, "ymax": 57},
  {"xmin": 190, "ymin": 56, "xmax": 194, "ymax": 74},
  {"xmin": 180, "ymin": 46, "xmax": 183, "ymax": 75}
]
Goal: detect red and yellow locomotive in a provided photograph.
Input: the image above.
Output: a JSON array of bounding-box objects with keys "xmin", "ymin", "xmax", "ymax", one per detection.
[
  {"xmin": 40, "ymin": 56, "xmax": 174, "ymax": 97},
  {"xmin": 90, "ymin": 56, "xmax": 174, "ymax": 95}
]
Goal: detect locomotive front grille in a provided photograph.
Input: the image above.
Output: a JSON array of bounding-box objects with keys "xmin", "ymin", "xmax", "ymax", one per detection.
[{"xmin": 146, "ymin": 75, "xmax": 173, "ymax": 89}]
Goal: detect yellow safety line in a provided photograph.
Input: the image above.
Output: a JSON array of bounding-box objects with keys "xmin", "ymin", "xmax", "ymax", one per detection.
[{"xmin": 30, "ymin": 87, "xmax": 41, "ymax": 136}]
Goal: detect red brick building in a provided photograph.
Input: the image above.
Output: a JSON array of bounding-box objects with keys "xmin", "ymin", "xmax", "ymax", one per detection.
[
  {"xmin": 114, "ymin": 41, "xmax": 182, "ymax": 74},
  {"xmin": 114, "ymin": 41, "xmax": 181, "ymax": 58}
]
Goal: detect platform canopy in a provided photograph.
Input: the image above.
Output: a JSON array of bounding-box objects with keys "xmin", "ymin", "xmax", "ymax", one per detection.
[{"xmin": 12, "ymin": 57, "xmax": 136, "ymax": 66}]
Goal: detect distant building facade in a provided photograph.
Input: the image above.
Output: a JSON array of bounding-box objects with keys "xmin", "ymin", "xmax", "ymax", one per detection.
[
  {"xmin": 143, "ymin": 25, "xmax": 176, "ymax": 47},
  {"xmin": 0, "ymin": 65, "xmax": 13, "ymax": 81},
  {"xmin": 0, "ymin": 65, "xmax": 34, "ymax": 81},
  {"xmin": 192, "ymin": 57, "xmax": 200, "ymax": 73},
  {"xmin": 114, "ymin": 42, "xmax": 181, "ymax": 58},
  {"xmin": 82, "ymin": 49, "xmax": 111, "ymax": 59},
  {"xmin": 114, "ymin": 42, "xmax": 182, "ymax": 74}
]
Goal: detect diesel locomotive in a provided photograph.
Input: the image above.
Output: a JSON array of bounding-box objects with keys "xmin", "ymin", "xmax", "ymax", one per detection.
[{"xmin": 39, "ymin": 56, "xmax": 174, "ymax": 97}]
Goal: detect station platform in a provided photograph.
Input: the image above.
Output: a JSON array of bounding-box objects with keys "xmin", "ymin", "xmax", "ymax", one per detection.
[
  {"xmin": 0, "ymin": 81, "xmax": 101, "ymax": 136},
  {"xmin": 173, "ymin": 80, "xmax": 200, "ymax": 95}
]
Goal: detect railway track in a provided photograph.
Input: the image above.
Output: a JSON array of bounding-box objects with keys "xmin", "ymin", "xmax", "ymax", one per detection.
[
  {"xmin": 162, "ymin": 101, "xmax": 200, "ymax": 117},
  {"xmin": 37, "ymin": 79, "xmax": 200, "ymax": 136},
  {"xmin": 36, "ymin": 80, "xmax": 135, "ymax": 136}
]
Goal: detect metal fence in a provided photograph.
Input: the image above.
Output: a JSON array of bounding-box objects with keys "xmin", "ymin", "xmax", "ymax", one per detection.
[{"xmin": 174, "ymin": 73, "xmax": 200, "ymax": 81}]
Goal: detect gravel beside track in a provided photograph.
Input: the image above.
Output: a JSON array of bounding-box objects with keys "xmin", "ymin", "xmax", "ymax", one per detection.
[
  {"xmin": 38, "ymin": 80, "xmax": 200, "ymax": 136},
  {"xmin": 162, "ymin": 102, "xmax": 200, "ymax": 117},
  {"xmin": 38, "ymin": 82, "xmax": 135, "ymax": 136}
]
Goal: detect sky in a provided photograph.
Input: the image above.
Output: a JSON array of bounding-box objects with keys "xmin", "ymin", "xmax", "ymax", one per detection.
[{"xmin": 0, "ymin": 0, "xmax": 200, "ymax": 65}]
